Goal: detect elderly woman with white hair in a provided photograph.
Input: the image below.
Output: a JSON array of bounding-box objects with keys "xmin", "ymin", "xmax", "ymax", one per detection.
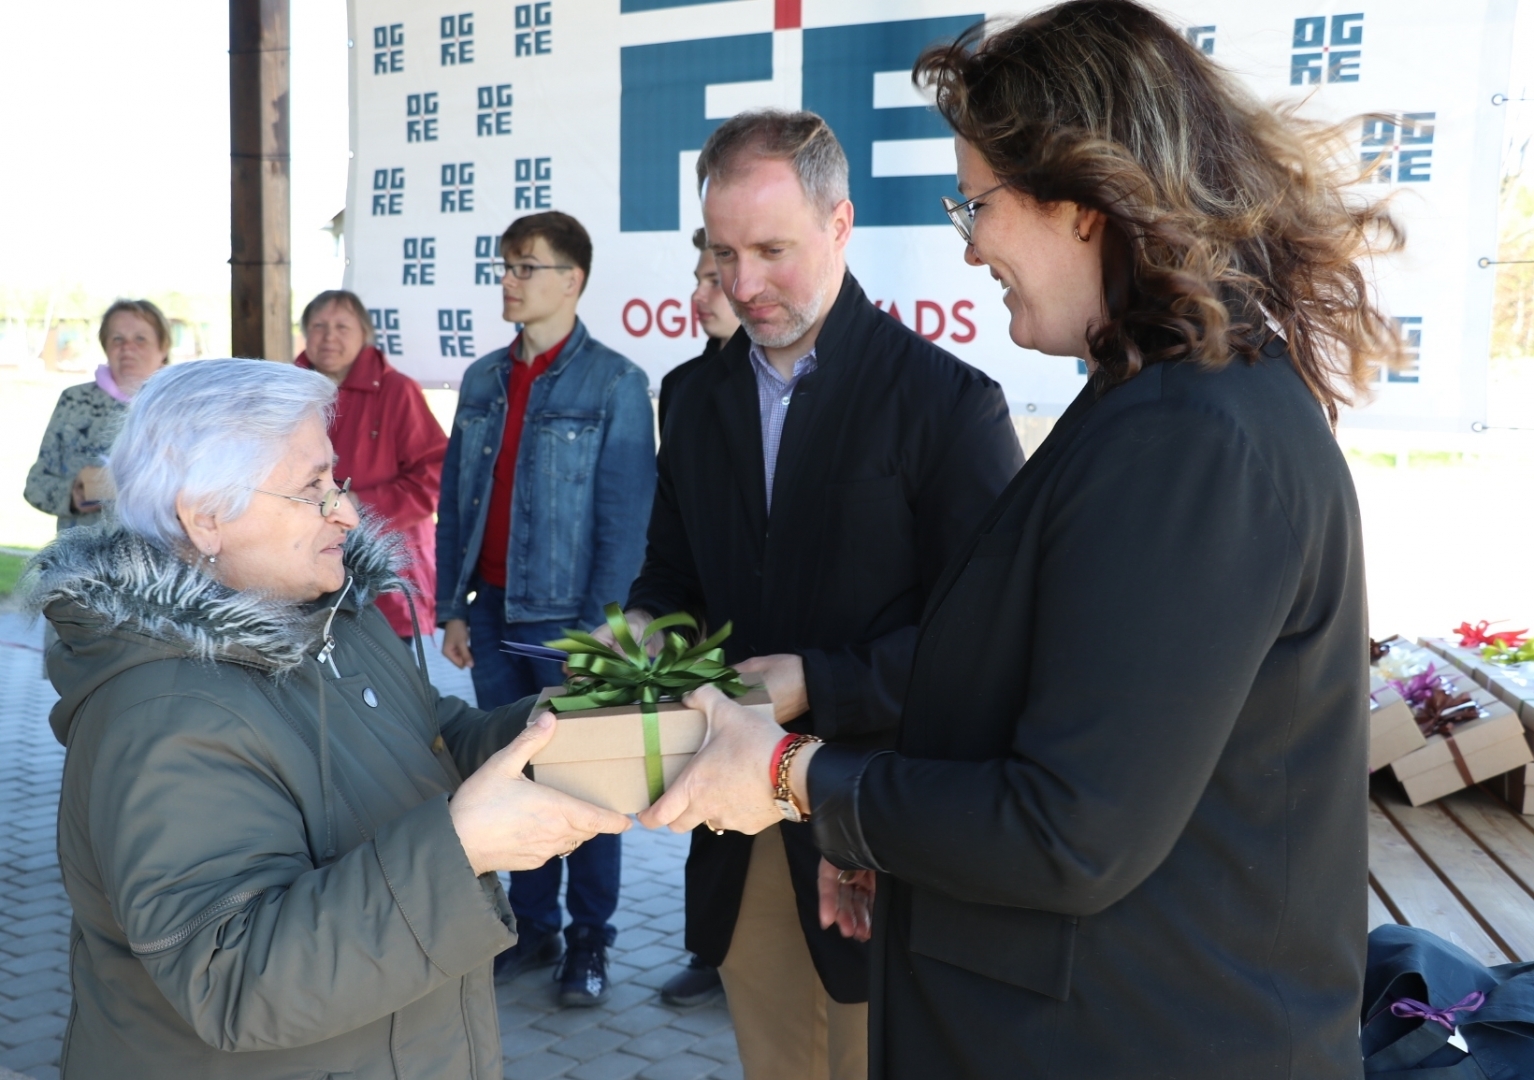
[{"xmin": 27, "ymin": 359, "xmax": 629, "ymax": 1079}]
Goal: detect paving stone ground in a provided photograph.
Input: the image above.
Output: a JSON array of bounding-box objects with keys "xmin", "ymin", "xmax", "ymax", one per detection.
[{"xmin": 0, "ymin": 607, "xmax": 738, "ymax": 1080}]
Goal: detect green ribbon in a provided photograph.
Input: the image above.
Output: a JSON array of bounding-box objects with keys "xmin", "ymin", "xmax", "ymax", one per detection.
[
  {"xmin": 1483, "ymin": 639, "xmax": 1534, "ymax": 665},
  {"xmin": 544, "ymin": 603, "xmax": 747, "ymax": 804}
]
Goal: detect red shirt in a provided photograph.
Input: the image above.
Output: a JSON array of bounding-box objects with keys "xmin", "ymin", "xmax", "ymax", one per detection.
[
  {"xmin": 296, "ymin": 346, "xmax": 447, "ymax": 636},
  {"xmin": 476, "ymin": 333, "xmax": 568, "ymax": 587}
]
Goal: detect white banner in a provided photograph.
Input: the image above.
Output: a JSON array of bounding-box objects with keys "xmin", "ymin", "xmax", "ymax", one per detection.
[{"xmin": 345, "ymin": 0, "xmax": 1517, "ymax": 430}]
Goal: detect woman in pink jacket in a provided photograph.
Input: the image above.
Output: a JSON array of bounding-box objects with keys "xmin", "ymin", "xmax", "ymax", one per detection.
[{"xmin": 296, "ymin": 290, "xmax": 448, "ymax": 639}]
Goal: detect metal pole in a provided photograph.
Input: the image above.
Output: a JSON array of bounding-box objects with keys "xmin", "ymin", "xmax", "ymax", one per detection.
[{"xmin": 230, "ymin": 0, "xmax": 292, "ymax": 362}]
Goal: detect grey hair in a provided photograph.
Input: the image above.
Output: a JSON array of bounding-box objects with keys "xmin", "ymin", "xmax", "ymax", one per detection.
[
  {"xmin": 110, "ymin": 359, "xmax": 337, "ymax": 550},
  {"xmin": 696, "ymin": 110, "xmax": 850, "ymax": 220}
]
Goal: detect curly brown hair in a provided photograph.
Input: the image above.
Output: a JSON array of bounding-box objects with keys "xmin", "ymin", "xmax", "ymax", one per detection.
[{"xmin": 915, "ymin": 0, "xmax": 1406, "ymax": 422}]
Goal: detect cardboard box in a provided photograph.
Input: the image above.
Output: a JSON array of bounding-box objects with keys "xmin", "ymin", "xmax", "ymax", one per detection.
[
  {"xmin": 1419, "ymin": 637, "xmax": 1501, "ymax": 689},
  {"xmin": 1486, "ymin": 753, "xmax": 1534, "ymax": 815},
  {"xmin": 528, "ymin": 684, "xmax": 775, "ymax": 814},
  {"xmin": 1473, "ymin": 663, "xmax": 1534, "ymax": 729},
  {"xmin": 1369, "ymin": 686, "xmax": 1425, "ymax": 772},
  {"xmin": 1391, "ymin": 701, "xmax": 1532, "ymax": 806}
]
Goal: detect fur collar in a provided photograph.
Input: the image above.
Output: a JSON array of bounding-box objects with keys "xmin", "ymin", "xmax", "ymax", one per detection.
[{"xmin": 25, "ymin": 516, "xmax": 410, "ymax": 674}]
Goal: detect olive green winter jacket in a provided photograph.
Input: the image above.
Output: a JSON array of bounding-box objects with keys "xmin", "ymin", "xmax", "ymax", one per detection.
[{"xmin": 30, "ymin": 520, "xmax": 533, "ymax": 1079}]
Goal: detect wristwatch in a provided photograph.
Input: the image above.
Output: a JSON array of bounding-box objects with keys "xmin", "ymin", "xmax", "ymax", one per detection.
[{"xmin": 771, "ymin": 733, "xmax": 821, "ymax": 823}]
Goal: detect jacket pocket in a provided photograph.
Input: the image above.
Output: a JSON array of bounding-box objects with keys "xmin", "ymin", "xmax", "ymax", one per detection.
[
  {"xmin": 909, "ymin": 886, "xmax": 1077, "ymax": 1000},
  {"xmin": 534, "ymin": 410, "xmax": 603, "ymax": 482}
]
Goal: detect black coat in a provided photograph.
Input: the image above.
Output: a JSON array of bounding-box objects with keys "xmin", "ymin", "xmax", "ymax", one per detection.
[
  {"xmin": 658, "ymin": 335, "xmax": 721, "ymax": 433},
  {"xmin": 810, "ymin": 338, "xmax": 1368, "ymax": 1077},
  {"xmin": 629, "ymin": 271, "xmax": 1023, "ymax": 1002}
]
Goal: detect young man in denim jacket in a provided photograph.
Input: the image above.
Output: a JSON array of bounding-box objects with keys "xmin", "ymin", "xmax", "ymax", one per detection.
[{"xmin": 437, "ymin": 211, "xmax": 656, "ymax": 1005}]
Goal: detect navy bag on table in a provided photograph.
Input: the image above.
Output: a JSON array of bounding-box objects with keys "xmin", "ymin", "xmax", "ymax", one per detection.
[{"xmin": 1363, "ymin": 924, "xmax": 1534, "ymax": 1078}]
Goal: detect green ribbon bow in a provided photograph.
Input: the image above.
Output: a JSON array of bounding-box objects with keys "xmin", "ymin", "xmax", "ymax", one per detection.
[
  {"xmin": 1483, "ymin": 639, "xmax": 1534, "ymax": 665},
  {"xmin": 544, "ymin": 603, "xmax": 748, "ymax": 805}
]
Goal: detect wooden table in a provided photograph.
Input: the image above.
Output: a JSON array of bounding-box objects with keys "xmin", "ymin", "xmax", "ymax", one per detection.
[{"xmin": 1369, "ymin": 775, "xmax": 1534, "ymax": 965}]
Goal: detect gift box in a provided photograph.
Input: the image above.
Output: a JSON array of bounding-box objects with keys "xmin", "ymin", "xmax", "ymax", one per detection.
[
  {"xmin": 524, "ymin": 603, "xmax": 773, "ymax": 814},
  {"xmin": 529, "ymin": 682, "xmax": 774, "ymax": 814},
  {"xmin": 1419, "ymin": 637, "xmax": 1498, "ymax": 688},
  {"xmin": 1390, "ymin": 699, "xmax": 1532, "ymax": 806},
  {"xmin": 1369, "ymin": 685, "xmax": 1425, "ymax": 772},
  {"xmin": 1486, "ymin": 756, "xmax": 1534, "ymax": 815}
]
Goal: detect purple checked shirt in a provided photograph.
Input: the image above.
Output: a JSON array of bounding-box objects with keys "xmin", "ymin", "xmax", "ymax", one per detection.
[{"xmin": 747, "ymin": 342, "xmax": 819, "ymax": 513}]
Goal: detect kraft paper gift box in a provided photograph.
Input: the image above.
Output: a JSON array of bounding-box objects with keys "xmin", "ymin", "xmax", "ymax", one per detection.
[
  {"xmin": 528, "ymin": 681, "xmax": 774, "ymax": 814},
  {"xmin": 1390, "ymin": 699, "xmax": 1532, "ymax": 807},
  {"xmin": 1418, "ymin": 638, "xmax": 1498, "ymax": 688},
  {"xmin": 1487, "ymin": 755, "xmax": 1534, "ymax": 815},
  {"xmin": 1487, "ymin": 667, "xmax": 1534, "ymax": 728},
  {"xmin": 1369, "ymin": 685, "xmax": 1425, "ymax": 773}
]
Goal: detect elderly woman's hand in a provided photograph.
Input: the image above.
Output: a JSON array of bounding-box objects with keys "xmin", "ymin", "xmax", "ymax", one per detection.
[
  {"xmin": 638, "ymin": 684, "xmax": 808, "ymax": 835},
  {"xmin": 449, "ymin": 712, "xmax": 631, "ymax": 873}
]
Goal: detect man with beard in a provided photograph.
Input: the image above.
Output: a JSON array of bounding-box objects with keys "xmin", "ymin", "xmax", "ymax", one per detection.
[{"xmin": 610, "ymin": 110, "xmax": 1022, "ymax": 1079}]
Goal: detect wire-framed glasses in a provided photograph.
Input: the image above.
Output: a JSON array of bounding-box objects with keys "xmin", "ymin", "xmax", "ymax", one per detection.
[
  {"xmin": 253, "ymin": 477, "xmax": 353, "ymax": 517},
  {"xmin": 940, "ymin": 182, "xmax": 1009, "ymax": 243}
]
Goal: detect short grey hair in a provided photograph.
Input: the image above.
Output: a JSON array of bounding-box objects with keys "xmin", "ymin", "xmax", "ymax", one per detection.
[
  {"xmin": 696, "ymin": 110, "xmax": 850, "ymax": 220},
  {"xmin": 110, "ymin": 359, "xmax": 337, "ymax": 550}
]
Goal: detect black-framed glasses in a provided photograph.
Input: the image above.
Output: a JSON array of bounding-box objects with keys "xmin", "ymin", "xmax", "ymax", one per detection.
[
  {"xmin": 253, "ymin": 477, "xmax": 353, "ymax": 517},
  {"xmin": 493, "ymin": 260, "xmax": 574, "ymax": 280},
  {"xmin": 940, "ymin": 182, "xmax": 1008, "ymax": 243}
]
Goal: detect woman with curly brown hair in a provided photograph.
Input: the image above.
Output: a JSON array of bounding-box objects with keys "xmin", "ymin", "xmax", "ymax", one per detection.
[{"xmin": 637, "ymin": 2, "xmax": 1400, "ymax": 1076}]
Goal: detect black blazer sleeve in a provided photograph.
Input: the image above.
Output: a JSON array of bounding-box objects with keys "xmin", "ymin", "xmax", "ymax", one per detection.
[
  {"xmin": 815, "ymin": 398, "xmax": 1299, "ymax": 914},
  {"xmin": 626, "ymin": 432, "xmax": 703, "ymax": 622},
  {"xmin": 799, "ymin": 376, "xmax": 1022, "ymax": 741}
]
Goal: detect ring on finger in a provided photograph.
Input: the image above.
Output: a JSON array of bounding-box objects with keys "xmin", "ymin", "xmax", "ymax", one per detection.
[{"xmin": 837, "ymin": 869, "xmax": 858, "ymax": 884}]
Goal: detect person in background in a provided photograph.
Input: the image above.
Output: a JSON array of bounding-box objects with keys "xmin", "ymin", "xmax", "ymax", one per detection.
[
  {"xmin": 615, "ymin": 110, "xmax": 1022, "ymax": 1080},
  {"xmin": 26, "ymin": 299, "xmax": 170, "ymax": 530},
  {"xmin": 658, "ymin": 226, "xmax": 743, "ymax": 1009},
  {"xmin": 639, "ymin": 4, "xmax": 1399, "ymax": 1077},
  {"xmin": 436, "ymin": 211, "xmax": 656, "ymax": 1006},
  {"xmin": 296, "ymin": 289, "xmax": 447, "ymax": 641},
  {"xmin": 658, "ymin": 227, "xmax": 743, "ymax": 433}
]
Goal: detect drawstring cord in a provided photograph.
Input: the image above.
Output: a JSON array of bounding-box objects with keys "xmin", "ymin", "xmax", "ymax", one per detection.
[
  {"xmin": 313, "ymin": 576, "xmax": 354, "ymax": 864},
  {"xmin": 315, "ymin": 577, "xmax": 354, "ymax": 678}
]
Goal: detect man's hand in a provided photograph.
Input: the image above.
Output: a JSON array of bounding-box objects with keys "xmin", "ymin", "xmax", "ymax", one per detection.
[
  {"xmin": 735, "ymin": 654, "xmax": 808, "ymax": 724},
  {"xmin": 818, "ymin": 858, "xmax": 875, "ymax": 942},
  {"xmin": 638, "ymin": 684, "xmax": 791, "ymax": 835},
  {"xmin": 442, "ymin": 618, "xmax": 474, "ymax": 669},
  {"xmin": 589, "ymin": 607, "xmax": 661, "ymax": 658},
  {"xmin": 449, "ymin": 711, "xmax": 632, "ymax": 873}
]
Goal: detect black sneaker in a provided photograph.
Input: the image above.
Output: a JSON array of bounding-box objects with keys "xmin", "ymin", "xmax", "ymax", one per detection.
[
  {"xmin": 556, "ymin": 926, "xmax": 611, "ymax": 1007},
  {"xmin": 660, "ymin": 954, "xmax": 723, "ymax": 1007},
  {"xmin": 494, "ymin": 926, "xmax": 563, "ymax": 982}
]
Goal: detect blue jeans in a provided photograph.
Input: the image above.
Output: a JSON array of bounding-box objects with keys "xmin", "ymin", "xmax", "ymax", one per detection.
[{"xmin": 467, "ymin": 580, "xmax": 620, "ymax": 946}]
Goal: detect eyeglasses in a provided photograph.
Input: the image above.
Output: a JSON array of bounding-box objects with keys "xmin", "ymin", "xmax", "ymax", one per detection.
[
  {"xmin": 253, "ymin": 477, "xmax": 353, "ymax": 517},
  {"xmin": 940, "ymin": 182, "xmax": 1008, "ymax": 244},
  {"xmin": 493, "ymin": 260, "xmax": 574, "ymax": 280}
]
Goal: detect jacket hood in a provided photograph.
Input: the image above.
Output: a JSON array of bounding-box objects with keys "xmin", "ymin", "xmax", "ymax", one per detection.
[{"xmin": 26, "ymin": 516, "xmax": 411, "ymax": 743}]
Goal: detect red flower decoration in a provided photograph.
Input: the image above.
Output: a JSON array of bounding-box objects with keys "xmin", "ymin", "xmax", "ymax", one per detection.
[{"xmin": 1454, "ymin": 620, "xmax": 1528, "ymax": 649}]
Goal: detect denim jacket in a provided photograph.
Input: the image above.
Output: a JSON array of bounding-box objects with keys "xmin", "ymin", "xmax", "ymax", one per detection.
[{"xmin": 436, "ymin": 318, "xmax": 657, "ymax": 627}]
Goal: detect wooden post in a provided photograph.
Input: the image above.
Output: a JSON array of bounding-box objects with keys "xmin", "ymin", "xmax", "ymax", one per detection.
[{"xmin": 230, "ymin": 0, "xmax": 292, "ymax": 362}]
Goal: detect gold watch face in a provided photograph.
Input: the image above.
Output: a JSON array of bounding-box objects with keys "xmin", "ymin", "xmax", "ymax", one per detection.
[{"xmin": 774, "ymin": 798, "xmax": 804, "ymax": 823}]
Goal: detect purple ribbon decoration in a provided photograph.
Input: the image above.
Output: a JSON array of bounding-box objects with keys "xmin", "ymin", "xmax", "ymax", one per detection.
[
  {"xmin": 1390, "ymin": 664, "xmax": 1446, "ymax": 709},
  {"xmin": 1389, "ymin": 991, "xmax": 1486, "ymax": 1031}
]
